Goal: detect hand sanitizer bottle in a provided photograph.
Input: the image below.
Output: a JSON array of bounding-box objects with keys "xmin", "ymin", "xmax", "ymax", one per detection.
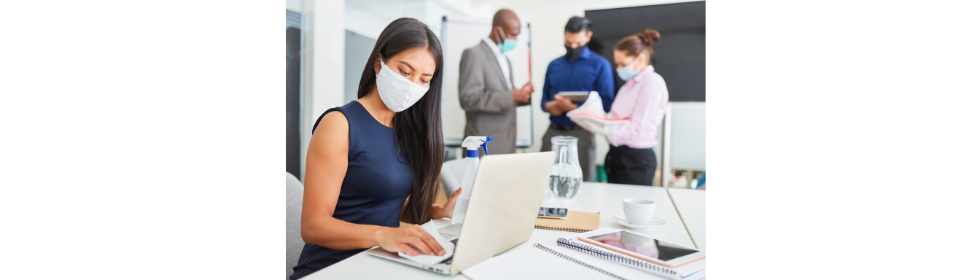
[{"xmin": 452, "ymin": 136, "xmax": 492, "ymax": 225}]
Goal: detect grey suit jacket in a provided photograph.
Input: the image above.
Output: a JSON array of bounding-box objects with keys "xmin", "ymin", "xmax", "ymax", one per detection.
[{"xmin": 458, "ymin": 41, "xmax": 529, "ymax": 155}]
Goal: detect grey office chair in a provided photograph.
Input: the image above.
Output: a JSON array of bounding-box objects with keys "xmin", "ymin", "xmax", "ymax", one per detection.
[
  {"xmin": 438, "ymin": 158, "xmax": 469, "ymax": 200},
  {"xmin": 286, "ymin": 172, "xmax": 304, "ymax": 279}
]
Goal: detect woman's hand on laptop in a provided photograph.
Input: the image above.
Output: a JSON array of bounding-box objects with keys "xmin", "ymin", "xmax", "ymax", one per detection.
[{"xmin": 375, "ymin": 225, "xmax": 446, "ymax": 256}]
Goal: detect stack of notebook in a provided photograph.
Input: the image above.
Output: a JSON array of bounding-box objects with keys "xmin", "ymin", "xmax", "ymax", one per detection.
[
  {"xmin": 556, "ymin": 229, "xmax": 706, "ymax": 280},
  {"xmin": 462, "ymin": 228, "xmax": 706, "ymax": 280},
  {"xmin": 534, "ymin": 211, "xmax": 600, "ymax": 232}
]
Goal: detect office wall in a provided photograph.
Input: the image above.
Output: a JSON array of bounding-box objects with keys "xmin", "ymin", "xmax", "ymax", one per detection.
[
  {"xmin": 344, "ymin": 30, "xmax": 376, "ymax": 103},
  {"xmin": 344, "ymin": 0, "xmax": 452, "ymax": 39},
  {"xmin": 298, "ymin": 0, "xmax": 346, "ymax": 179},
  {"xmin": 286, "ymin": 0, "xmax": 302, "ymax": 13},
  {"xmin": 670, "ymin": 102, "xmax": 705, "ymax": 170}
]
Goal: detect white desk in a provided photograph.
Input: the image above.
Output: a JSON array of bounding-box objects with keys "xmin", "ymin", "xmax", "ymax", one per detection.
[
  {"xmin": 302, "ymin": 182, "xmax": 694, "ymax": 280},
  {"xmin": 667, "ymin": 188, "xmax": 705, "ymax": 250}
]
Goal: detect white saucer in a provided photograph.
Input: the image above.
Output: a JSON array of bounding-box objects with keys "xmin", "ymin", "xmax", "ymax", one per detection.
[{"xmin": 613, "ymin": 214, "xmax": 666, "ymax": 229}]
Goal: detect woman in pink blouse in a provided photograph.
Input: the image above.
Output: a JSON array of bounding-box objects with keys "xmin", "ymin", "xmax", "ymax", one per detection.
[{"xmin": 603, "ymin": 29, "xmax": 668, "ymax": 185}]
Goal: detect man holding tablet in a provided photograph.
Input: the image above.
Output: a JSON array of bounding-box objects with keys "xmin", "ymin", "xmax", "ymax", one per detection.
[{"xmin": 540, "ymin": 16, "xmax": 615, "ymax": 182}]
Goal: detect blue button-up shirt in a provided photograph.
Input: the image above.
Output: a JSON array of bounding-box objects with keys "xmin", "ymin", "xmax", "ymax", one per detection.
[{"xmin": 540, "ymin": 46, "xmax": 616, "ymax": 127}]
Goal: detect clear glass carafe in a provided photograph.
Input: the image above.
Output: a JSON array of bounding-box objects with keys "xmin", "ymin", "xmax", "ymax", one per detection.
[{"xmin": 549, "ymin": 136, "xmax": 583, "ymax": 198}]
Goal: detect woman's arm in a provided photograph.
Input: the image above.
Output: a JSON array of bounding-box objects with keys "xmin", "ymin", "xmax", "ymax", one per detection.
[
  {"xmin": 301, "ymin": 111, "xmax": 446, "ymax": 256},
  {"xmin": 398, "ymin": 187, "xmax": 462, "ymax": 222}
]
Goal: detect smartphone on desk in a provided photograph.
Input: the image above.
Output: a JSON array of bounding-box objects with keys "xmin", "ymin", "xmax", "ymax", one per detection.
[{"xmin": 538, "ymin": 207, "xmax": 568, "ymax": 219}]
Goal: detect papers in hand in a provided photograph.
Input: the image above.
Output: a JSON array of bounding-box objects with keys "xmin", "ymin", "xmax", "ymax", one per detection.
[
  {"xmin": 567, "ymin": 92, "xmax": 626, "ymax": 135},
  {"xmin": 397, "ymin": 220, "xmax": 455, "ymax": 265}
]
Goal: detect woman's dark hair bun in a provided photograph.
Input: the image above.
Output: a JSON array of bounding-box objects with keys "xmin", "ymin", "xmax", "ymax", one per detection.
[
  {"xmin": 614, "ymin": 28, "xmax": 659, "ymax": 57},
  {"xmin": 640, "ymin": 29, "xmax": 660, "ymax": 45}
]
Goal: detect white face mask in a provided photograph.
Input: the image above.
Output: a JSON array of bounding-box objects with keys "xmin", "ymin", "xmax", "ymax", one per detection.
[{"xmin": 376, "ymin": 58, "xmax": 429, "ymax": 112}]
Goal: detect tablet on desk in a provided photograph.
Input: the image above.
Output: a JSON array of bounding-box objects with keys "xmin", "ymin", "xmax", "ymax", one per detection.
[
  {"xmin": 556, "ymin": 91, "xmax": 590, "ymax": 102},
  {"xmin": 578, "ymin": 230, "xmax": 705, "ymax": 268}
]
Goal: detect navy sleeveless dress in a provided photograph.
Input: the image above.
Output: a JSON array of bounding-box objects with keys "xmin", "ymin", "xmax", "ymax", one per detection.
[{"xmin": 290, "ymin": 101, "xmax": 413, "ymax": 280}]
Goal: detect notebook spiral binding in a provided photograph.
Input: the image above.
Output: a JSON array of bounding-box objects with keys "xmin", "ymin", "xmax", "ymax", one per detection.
[
  {"xmin": 533, "ymin": 243, "xmax": 626, "ymax": 280},
  {"xmin": 535, "ymin": 225, "xmax": 591, "ymax": 232},
  {"xmin": 556, "ymin": 237, "xmax": 677, "ymax": 276}
]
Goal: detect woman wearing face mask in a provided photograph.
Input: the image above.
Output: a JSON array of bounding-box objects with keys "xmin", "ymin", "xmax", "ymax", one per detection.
[
  {"xmin": 603, "ymin": 29, "xmax": 668, "ymax": 185},
  {"xmin": 290, "ymin": 18, "xmax": 460, "ymax": 279}
]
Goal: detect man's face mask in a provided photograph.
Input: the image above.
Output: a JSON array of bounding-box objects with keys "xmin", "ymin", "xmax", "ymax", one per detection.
[
  {"xmin": 565, "ymin": 45, "xmax": 585, "ymax": 62},
  {"xmin": 496, "ymin": 26, "xmax": 517, "ymax": 53}
]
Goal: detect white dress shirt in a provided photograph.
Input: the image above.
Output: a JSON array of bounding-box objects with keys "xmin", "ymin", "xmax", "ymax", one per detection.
[{"xmin": 481, "ymin": 37, "xmax": 512, "ymax": 89}]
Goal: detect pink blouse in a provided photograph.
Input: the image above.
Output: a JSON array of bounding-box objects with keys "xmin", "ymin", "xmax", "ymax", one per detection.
[{"xmin": 606, "ymin": 65, "xmax": 669, "ymax": 149}]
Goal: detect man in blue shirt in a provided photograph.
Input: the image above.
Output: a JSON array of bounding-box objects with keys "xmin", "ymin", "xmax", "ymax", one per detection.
[{"xmin": 540, "ymin": 16, "xmax": 615, "ymax": 182}]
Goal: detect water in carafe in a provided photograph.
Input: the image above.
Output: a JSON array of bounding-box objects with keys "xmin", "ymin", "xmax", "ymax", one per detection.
[
  {"xmin": 550, "ymin": 174, "xmax": 582, "ymax": 198},
  {"xmin": 548, "ymin": 136, "xmax": 583, "ymax": 198}
]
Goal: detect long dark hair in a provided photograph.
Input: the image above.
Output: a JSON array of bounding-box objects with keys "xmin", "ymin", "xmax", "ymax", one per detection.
[{"xmin": 357, "ymin": 18, "xmax": 444, "ymax": 224}]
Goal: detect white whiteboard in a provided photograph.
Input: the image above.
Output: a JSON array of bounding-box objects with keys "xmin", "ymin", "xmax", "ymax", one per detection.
[
  {"xmin": 441, "ymin": 16, "xmax": 532, "ymax": 148},
  {"xmin": 668, "ymin": 102, "xmax": 706, "ymax": 171}
]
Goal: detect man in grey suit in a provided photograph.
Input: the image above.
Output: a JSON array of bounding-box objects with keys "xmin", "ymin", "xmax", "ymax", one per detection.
[{"xmin": 459, "ymin": 9, "xmax": 534, "ymax": 156}]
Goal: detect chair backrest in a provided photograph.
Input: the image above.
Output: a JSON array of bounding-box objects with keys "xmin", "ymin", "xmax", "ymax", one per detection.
[
  {"xmin": 438, "ymin": 158, "xmax": 470, "ymax": 199},
  {"xmin": 285, "ymin": 172, "xmax": 304, "ymax": 278}
]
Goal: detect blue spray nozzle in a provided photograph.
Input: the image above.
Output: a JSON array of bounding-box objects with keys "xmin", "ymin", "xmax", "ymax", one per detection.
[
  {"xmin": 462, "ymin": 136, "xmax": 494, "ymax": 157},
  {"xmin": 480, "ymin": 136, "xmax": 493, "ymax": 155}
]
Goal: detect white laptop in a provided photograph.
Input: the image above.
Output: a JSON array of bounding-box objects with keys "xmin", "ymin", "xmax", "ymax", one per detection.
[{"xmin": 366, "ymin": 151, "xmax": 556, "ymax": 275}]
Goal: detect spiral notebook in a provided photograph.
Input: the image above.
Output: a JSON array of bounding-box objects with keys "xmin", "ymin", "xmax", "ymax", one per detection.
[
  {"xmin": 535, "ymin": 211, "xmax": 600, "ymax": 232},
  {"xmin": 557, "ymin": 229, "xmax": 706, "ymax": 280},
  {"xmin": 462, "ymin": 243, "xmax": 627, "ymax": 280}
]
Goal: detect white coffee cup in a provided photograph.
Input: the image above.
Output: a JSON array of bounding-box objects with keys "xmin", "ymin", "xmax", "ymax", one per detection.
[{"xmin": 623, "ymin": 198, "xmax": 656, "ymax": 225}]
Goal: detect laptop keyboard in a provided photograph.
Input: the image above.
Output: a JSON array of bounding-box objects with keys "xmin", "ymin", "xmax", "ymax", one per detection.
[{"xmin": 438, "ymin": 239, "xmax": 459, "ymax": 265}]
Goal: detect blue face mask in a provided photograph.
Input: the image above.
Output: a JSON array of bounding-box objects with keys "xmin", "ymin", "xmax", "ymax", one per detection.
[
  {"xmin": 616, "ymin": 58, "xmax": 640, "ymax": 81},
  {"xmin": 496, "ymin": 26, "xmax": 517, "ymax": 53}
]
